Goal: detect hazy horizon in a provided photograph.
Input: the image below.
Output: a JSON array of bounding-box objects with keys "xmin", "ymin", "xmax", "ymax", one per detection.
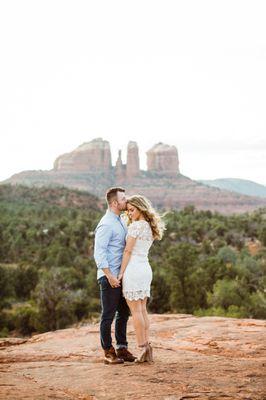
[{"xmin": 0, "ymin": 1, "xmax": 265, "ymax": 186}]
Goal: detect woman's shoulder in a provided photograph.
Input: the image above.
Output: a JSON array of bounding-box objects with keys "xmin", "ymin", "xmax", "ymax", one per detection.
[
  {"xmin": 131, "ymin": 219, "xmax": 147, "ymax": 225},
  {"xmin": 127, "ymin": 220, "xmax": 144, "ymax": 233},
  {"xmin": 128, "ymin": 220, "xmax": 143, "ymax": 231},
  {"xmin": 129, "ymin": 220, "xmax": 149, "ymax": 229},
  {"xmin": 127, "ymin": 220, "xmax": 152, "ymax": 239}
]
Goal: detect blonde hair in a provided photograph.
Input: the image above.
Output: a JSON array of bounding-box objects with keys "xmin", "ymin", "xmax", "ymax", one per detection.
[{"xmin": 126, "ymin": 195, "xmax": 165, "ymax": 240}]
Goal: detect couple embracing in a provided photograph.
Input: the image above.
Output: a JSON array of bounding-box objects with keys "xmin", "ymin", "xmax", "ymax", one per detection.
[{"xmin": 94, "ymin": 187, "xmax": 165, "ymax": 365}]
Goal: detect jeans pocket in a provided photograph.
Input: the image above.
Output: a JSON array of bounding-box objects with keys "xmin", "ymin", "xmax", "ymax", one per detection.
[{"xmin": 98, "ymin": 276, "xmax": 109, "ymax": 291}]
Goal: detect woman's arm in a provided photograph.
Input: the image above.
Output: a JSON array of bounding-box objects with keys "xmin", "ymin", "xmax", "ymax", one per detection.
[{"xmin": 118, "ymin": 236, "xmax": 136, "ymax": 281}]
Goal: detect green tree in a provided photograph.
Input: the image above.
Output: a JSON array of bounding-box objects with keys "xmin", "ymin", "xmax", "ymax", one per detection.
[
  {"xmin": 166, "ymin": 243, "xmax": 198, "ymax": 313},
  {"xmin": 207, "ymin": 278, "xmax": 248, "ymax": 310},
  {"xmin": 217, "ymin": 246, "xmax": 237, "ymax": 265},
  {"xmin": 149, "ymin": 265, "xmax": 171, "ymax": 313},
  {"xmin": 33, "ymin": 268, "xmax": 76, "ymax": 331},
  {"xmin": 247, "ymin": 290, "xmax": 266, "ymax": 319}
]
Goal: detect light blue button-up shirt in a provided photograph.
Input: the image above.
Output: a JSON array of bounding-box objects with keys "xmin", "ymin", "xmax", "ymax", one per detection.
[{"xmin": 94, "ymin": 209, "xmax": 128, "ymax": 280}]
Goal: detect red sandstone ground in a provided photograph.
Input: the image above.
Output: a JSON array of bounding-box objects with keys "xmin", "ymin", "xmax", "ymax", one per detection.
[{"xmin": 0, "ymin": 314, "xmax": 265, "ymax": 400}]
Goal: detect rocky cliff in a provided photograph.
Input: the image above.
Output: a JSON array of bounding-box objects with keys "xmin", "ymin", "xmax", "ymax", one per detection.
[
  {"xmin": 54, "ymin": 138, "xmax": 112, "ymax": 173},
  {"xmin": 147, "ymin": 142, "xmax": 180, "ymax": 176},
  {"xmin": 0, "ymin": 314, "xmax": 265, "ymax": 399},
  {"xmin": 3, "ymin": 138, "xmax": 266, "ymax": 214},
  {"xmin": 126, "ymin": 141, "xmax": 140, "ymax": 179}
]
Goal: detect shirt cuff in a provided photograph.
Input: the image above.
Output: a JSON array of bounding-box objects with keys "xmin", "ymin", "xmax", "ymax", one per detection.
[{"xmin": 96, "ymin": 261, "xmax": 109, "ymax": 270}]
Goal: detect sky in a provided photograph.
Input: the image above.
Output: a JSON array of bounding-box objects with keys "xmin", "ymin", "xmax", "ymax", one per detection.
[{"xmin": 0, "ymin": 0, "xmax": 265, "ymax": 185}]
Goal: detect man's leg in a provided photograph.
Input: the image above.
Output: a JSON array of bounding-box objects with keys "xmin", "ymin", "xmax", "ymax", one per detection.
[
  {"xmin": 98, "ymin": 276, "xmax": 122, "ymax": 350},
  {"xmin": 115, "ymin": 293, "xmax": 130, "ymax": 349},
  {"xmin": 115, "ymin": 294, "xmax": 136, "ymax": 362}
]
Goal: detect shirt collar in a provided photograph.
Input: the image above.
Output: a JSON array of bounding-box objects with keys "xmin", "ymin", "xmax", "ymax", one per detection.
[{"xmin": 106, "ymin": 209, "xmax": 121, "ymax": 220}]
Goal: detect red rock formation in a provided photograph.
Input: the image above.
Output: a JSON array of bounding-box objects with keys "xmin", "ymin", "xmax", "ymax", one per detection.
[
  {"xmin": 126, "ymin": 141, "xmax": 140, "ymax": 179},
  {"xmin": 115, "ymin": 150, "xmax": 125, "ymax": 182},
  {"xmin": 147, "ymin": 142, "xmax": 180, "ymax": 176},
  {"xmin": 53, "ymin": 138, "xmax": 112, "ymax": 173}
]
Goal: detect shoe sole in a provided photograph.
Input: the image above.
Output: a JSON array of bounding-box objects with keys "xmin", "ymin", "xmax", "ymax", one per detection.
[{"xmin": 104, "ymin": 359, "xmax": 124, "ymax": 365}]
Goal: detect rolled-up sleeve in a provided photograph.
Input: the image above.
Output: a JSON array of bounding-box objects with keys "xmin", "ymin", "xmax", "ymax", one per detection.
[{"xmin": 94, "ymin": 223, "xmax": 112, "ymax": 270}]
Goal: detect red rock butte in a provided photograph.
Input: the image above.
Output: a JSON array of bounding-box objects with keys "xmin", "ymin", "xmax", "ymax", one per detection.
[
  {"xmin": 147, "ymin": 142, "xmax": 180, "ymax": 177},
  {"xmin": 54, "ymin": 138, "xmax": 112, "ymax": 173}
]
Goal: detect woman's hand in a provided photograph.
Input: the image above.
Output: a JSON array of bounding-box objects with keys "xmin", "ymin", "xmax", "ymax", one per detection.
[
  {"xmin": 118, "ymin": 272, "xmax": 123, "ymax": 281},
  {"xmin": 107, "ymin": 275, "xmax": 121, "ymax": 288}
]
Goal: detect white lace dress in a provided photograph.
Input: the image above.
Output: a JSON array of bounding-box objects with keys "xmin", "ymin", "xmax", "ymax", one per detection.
[{"xmin": 122, "ymin": 220, "xmax": 153, "ymax": 301}]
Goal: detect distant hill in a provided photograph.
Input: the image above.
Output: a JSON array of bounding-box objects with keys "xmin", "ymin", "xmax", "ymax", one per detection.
[
  {"xmin": 3, "ymin": 169, "xmax": 266, "ymax": 215},
  {"xmin": 0, "ymin": 184, "xmax": 103, "ymax": 211},
  {"xmin": 198, "ymin": 178, "xmax": 266, "ymax": 198}
]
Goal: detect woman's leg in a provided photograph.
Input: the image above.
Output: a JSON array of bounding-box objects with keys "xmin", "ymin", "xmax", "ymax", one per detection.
[
  {"xmin": 126, "ymin": 299, "xmax": 146, "ymax": 345},
  {"xmin": 141, "ymin": 297, "xmax": 153, "ymax": 362},
  {"xmin": 140, "ymin": 298, "xmax": 150, "ymax": 344}
]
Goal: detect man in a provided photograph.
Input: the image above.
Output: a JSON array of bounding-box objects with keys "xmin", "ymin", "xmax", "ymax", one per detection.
[{"xmin": 94, "ymin": 187, "xmax": 136, "ymax": 364}]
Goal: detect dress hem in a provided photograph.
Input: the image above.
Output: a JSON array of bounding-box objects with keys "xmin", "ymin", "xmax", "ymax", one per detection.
[{"xmin": 123, "ymin": 290, "xmax": 150, "ymax": 301}]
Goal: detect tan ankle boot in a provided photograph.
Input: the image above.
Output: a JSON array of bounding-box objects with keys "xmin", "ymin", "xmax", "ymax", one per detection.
[
  {"xmin": 147, "ymin": 342, "xmax": 154, "ymax": 363},
  {"xmin": 134, "ymin": 344, "xmax": 149, "ymax": 363}
]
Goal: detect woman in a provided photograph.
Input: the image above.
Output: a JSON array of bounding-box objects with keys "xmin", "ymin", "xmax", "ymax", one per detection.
[{"xmin": 118, "ymin": 195, "xmax": 165, "ymax": 363}]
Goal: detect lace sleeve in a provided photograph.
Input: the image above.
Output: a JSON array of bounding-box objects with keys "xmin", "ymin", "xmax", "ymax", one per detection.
[{"xmin": 127, "ymin": 221, "xmax": 141, "ymax": 238}]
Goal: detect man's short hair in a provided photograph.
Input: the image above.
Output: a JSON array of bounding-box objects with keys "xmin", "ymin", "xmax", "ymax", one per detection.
[{"xmin": 105, "ymin": 187, "xmax": 125, "ymax": 205}]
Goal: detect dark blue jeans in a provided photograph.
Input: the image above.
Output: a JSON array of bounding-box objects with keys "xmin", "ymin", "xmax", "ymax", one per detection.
[{"xmin": 98, "ymin": 275, "xmax": 130, "ymax": 350}]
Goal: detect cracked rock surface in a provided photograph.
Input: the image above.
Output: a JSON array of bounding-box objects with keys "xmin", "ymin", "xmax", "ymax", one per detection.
[{"xmin": 0, "ymin": 314, "xmax": 265, "ymax": 400}]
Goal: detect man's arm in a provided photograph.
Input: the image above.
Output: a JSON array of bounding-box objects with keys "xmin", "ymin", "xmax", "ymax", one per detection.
[{"xmin": 94, "ymin": 223, "xmax": 120, "ymax": 288}]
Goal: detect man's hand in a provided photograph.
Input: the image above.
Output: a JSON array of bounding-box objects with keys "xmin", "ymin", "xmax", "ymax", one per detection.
[
  {"xmin": 107, "ymin": 275, "xmax": 121, "ymax": 288},
  {"xmin": 102, "ymin": 268, "xmax": 121, "ymax": 288}
]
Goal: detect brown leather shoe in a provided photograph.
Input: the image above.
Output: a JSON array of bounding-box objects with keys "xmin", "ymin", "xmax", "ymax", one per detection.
[
  {"xmin": 104, "ymin": 346, "xmax": 124, "ymax": 365},
  {"xmin": 116, "ymin": 348, "xmax": 137, "ymax": 362}
]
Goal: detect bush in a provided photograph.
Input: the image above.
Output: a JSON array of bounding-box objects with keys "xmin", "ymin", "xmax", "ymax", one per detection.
[
  {"xmin": 194, "ymin": 305, "xmax": 248, "ymax": 318},
  {"xmin": 207, "ymin": 278, "xmax": 248, "ymax": 309},
  {"xmin": 217, "ymin": 246, "xmax": 237, "ymax": 264},
  {"xmin": 247, "ymin": 290, "xmax": 266, "ymax": 319},
  {"xmin": 4, "ymin": 302, "xmax": 38, "ymax": 335},
  {"xmin": 33, "ymin": 268, "xmax": 77, "ymax": 332}
]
